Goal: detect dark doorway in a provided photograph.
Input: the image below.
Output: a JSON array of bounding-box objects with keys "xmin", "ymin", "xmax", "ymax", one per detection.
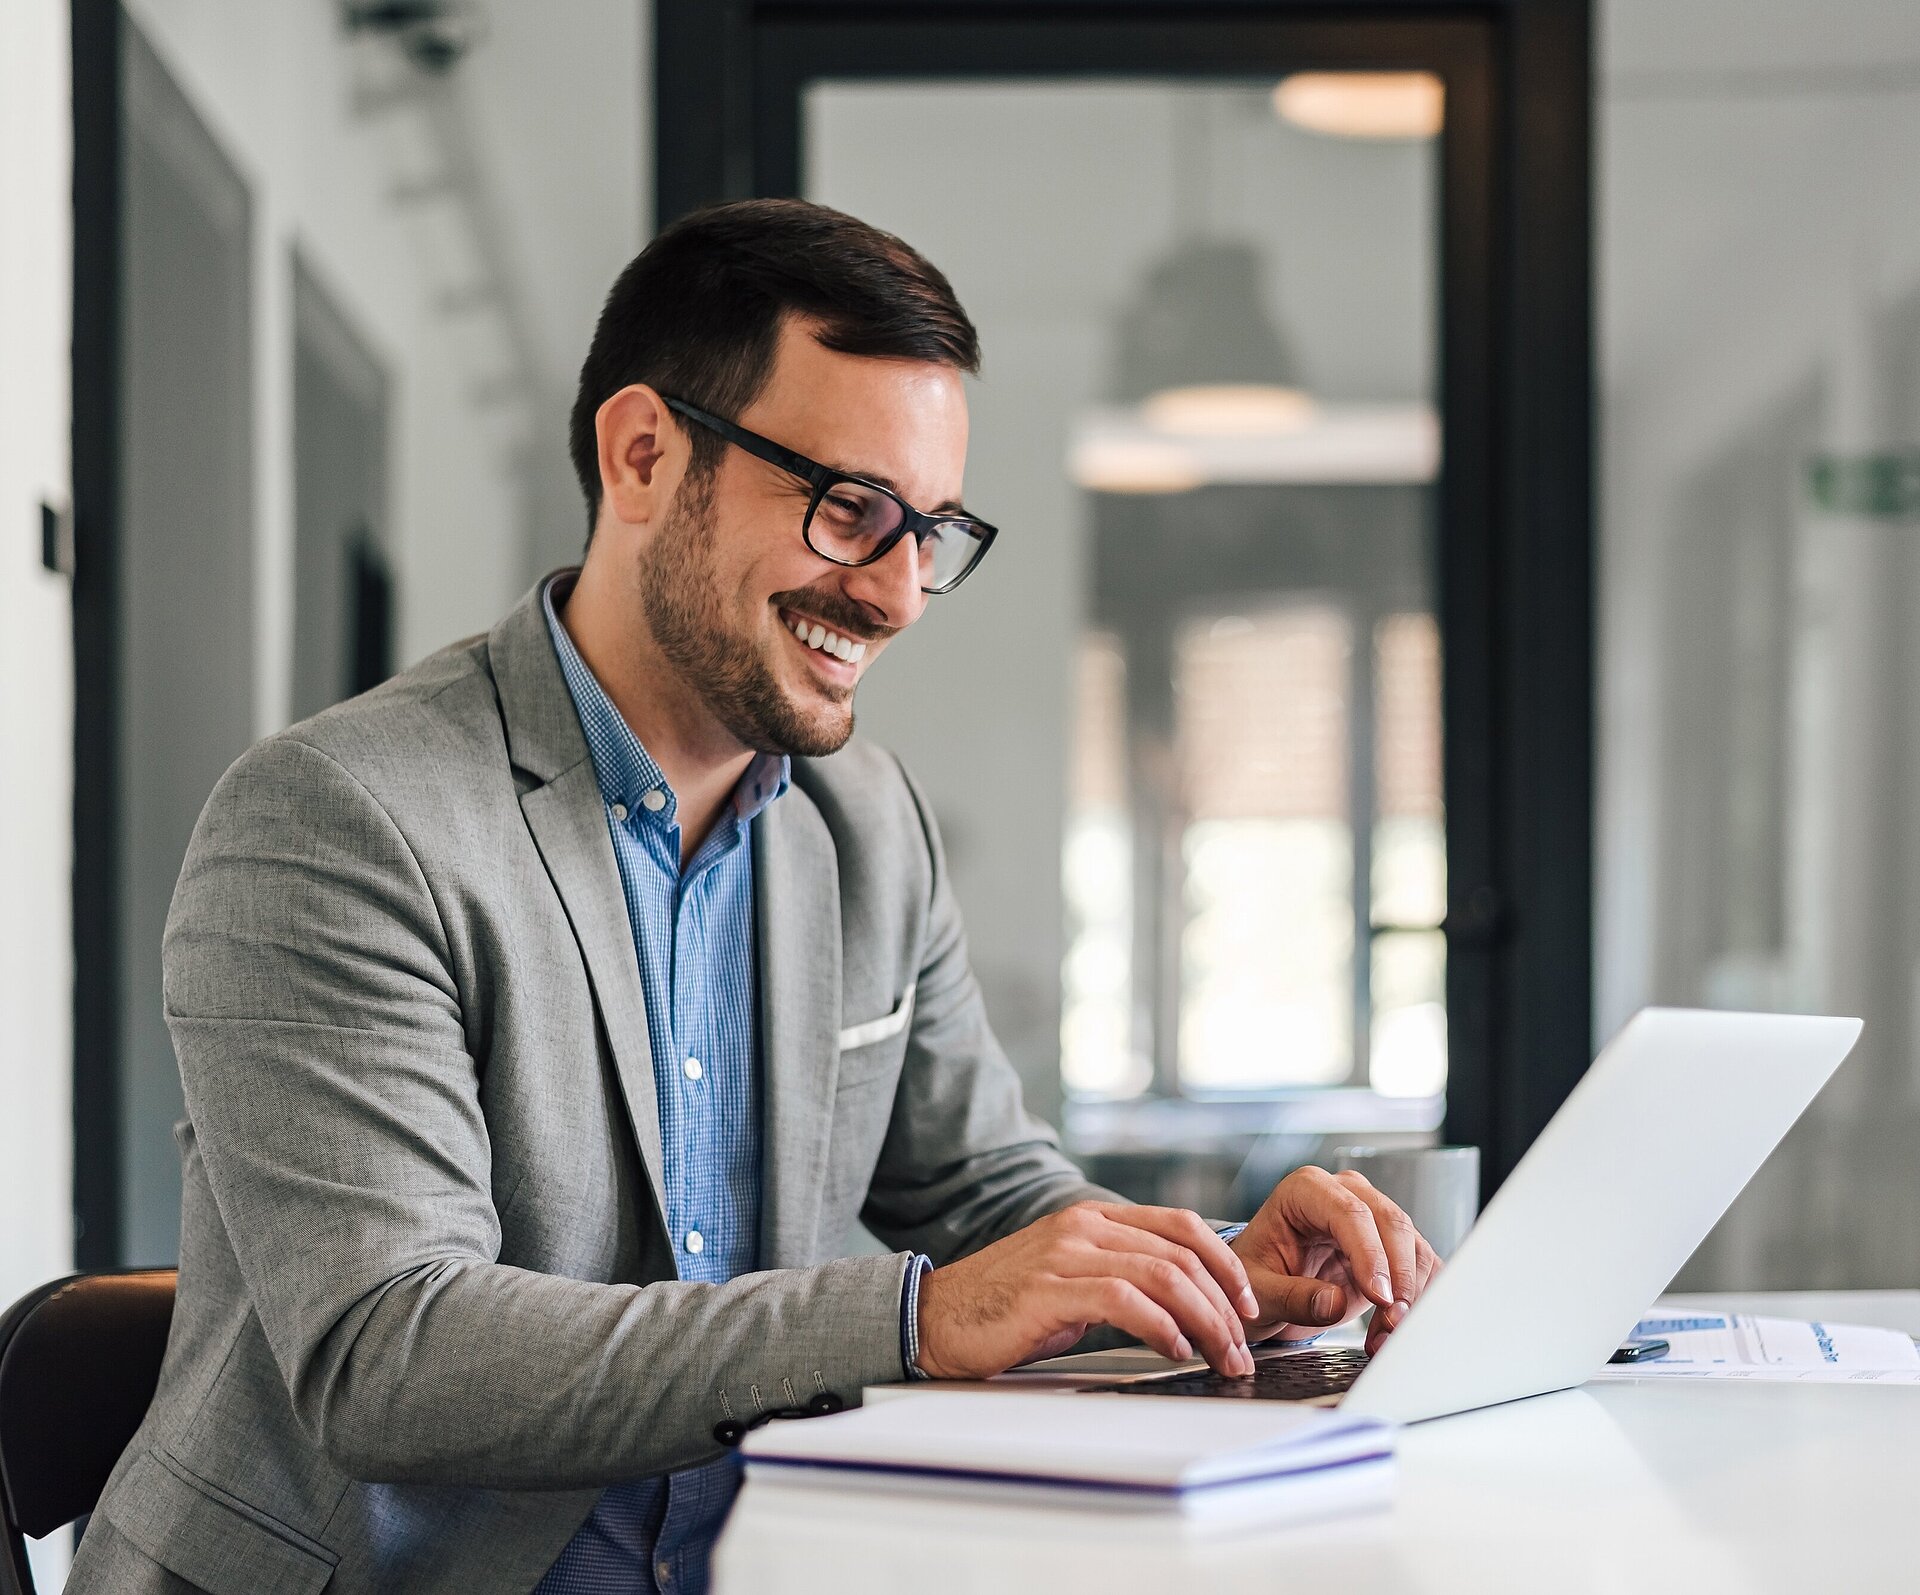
[{"xmin": 293, "ymin": 254, "xmax": 394, "ymax": 721}]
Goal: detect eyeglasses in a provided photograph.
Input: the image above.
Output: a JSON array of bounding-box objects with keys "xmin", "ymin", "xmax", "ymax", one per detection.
[{"xmin": 663, "ymin": 396, "xmax": 998, "ymax": 594}]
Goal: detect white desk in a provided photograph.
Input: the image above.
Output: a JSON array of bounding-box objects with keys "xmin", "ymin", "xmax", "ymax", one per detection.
[{"xmin": 715, "ymin": 1291, "xmax": 1920, "ymax": 1593}]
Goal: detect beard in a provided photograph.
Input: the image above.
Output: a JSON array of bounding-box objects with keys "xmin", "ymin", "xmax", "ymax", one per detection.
[{"xmin": 638, "ymin": 469, "xmax": 859, "ymax": 758}]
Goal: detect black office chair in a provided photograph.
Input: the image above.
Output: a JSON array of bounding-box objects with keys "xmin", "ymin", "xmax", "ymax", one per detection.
[{"xmin": 0, "ymin": 1270, "xmax": 176, "ymax": 1595}]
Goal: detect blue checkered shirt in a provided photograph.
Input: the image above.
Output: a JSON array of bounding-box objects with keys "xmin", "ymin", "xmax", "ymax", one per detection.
[{"xmin": 535, "ymin": 575, "xmax": 789, "ymax": 1595}]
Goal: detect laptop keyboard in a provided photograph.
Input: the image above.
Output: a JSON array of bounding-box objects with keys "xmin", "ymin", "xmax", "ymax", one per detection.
[{"xmin": 1081, "ymin": 1345, "xmax": 1371, "ymax": 1402}]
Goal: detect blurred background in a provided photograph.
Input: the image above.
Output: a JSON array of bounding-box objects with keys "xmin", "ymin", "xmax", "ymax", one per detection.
[{"xmin": 6, "ymin": 0, "xmax": 1920, "ymax": 1387}]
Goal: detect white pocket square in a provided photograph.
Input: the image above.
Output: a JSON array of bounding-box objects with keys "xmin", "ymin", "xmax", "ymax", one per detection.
[{"xmin": 837, "ymin": 982, "xmax": 916, "ymax": 1050}]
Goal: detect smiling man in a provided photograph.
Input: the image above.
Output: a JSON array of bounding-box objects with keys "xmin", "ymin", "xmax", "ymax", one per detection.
[{"xmin": 70, "ymin": 200, "xmax": 1437, "ymax": 1595}]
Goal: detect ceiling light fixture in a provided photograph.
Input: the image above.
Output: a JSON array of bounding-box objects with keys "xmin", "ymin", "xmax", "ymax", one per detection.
[
  {"xmin": 1069, "ymin": 435, "xmax": 1206, "ymax": 496},
  {"xmin": 1081, "ymin": 102, "xmax": 1320, "ymax": 492},
  {"xmin": 1272, "ymin": 72, "xmax": 1444, "ymax": 141},
  {"xmin": 1142, "ymin": 384, "xmax": 1316, "ymax": 438}
]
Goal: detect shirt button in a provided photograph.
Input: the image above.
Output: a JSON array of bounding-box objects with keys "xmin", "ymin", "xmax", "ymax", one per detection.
[
  {"xmin": 610, "ymin": 802, "xmax": 628, "ymax": 822},
  {"xmin": 683, "ymin": 1056, "xmax": 703, "ymax": 1081},
  {"xmin": 656, "ymin": 1560, "xmax": 673, "ymax": 1585},
  {"xmin": 685, "ymin": 1229, "xmax": 704, "ymax": 1255},
  {"xmin": 641, "ymin": 788, "xmax": 667, "ymax": 812}
]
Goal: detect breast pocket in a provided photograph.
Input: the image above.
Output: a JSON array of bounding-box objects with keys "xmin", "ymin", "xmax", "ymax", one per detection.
[{"xmin": 836, "ymin": 981, "xmax": 915, "ymax": 1089}]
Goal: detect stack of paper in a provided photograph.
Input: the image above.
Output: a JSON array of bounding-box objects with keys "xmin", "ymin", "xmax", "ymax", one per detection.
[
  {"xmin": 740, "ymin": 1391, "xmax": 1393, "ymax": 1520},
  {"xmin": 1588, "ymin": 1313, "xmax": 1920, "ymax": 1384}
]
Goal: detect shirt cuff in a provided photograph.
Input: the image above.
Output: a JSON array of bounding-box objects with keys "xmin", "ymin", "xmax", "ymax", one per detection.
[{"xmin": 899, "ymin": 1253, "xmax": 933, "ymax": 1379}]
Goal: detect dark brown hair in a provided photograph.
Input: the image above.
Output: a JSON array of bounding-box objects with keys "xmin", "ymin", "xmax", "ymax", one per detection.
[{"xmin": 569, "ymin": 198, "xmax": 980, "ymax": 537}]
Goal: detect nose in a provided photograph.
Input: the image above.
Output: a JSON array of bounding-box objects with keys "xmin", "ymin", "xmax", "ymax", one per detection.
[{"xmin": 840, "ymin": 531, "xmax": 928, "ymax": 632}]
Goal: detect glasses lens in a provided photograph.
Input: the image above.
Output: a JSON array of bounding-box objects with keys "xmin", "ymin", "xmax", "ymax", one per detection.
[
  {"xmin": 922, "ymin": 521, "xmax": 986, "ymax": 591},
  {"xmin": 807, "ymin": 479, "xmax": 905, "ymax": 563}
]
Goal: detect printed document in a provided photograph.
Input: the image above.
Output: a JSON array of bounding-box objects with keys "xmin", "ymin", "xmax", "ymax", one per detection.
[{"xmin": 1587, "ymin": 1312, "xmax": 1920, "ymax": 1384}]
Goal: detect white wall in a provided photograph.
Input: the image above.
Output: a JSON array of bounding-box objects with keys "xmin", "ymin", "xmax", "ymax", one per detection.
[
  {"xmin": 0, "ymin": 0, "xmax": 76, "ymax": 1298},
  {"xmin": 123, "ymin": 0, "xmax": 536, "ymax": 699},
  {"xmin": 462, "ymin": 0, "xmax": 648, "ymax": 579},
  {"xmin": 1599, "ymin": 0, "xmax": 1920, "ymax": 1286},
  {"xmin": 0, "ymin": 7, "xmax": 75, "ymax": 1585}
]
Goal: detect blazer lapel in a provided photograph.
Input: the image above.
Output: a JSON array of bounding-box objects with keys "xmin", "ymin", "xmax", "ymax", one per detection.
[
  {"xmin": 754, "ymin": 785, "xmax": 843, "ymax": 1269},
  {"xmin": 490, "ymin": 582, "xmax": 669, "ymax": 1233}
]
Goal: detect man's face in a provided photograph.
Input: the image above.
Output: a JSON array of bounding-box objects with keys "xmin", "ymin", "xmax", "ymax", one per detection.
[{"xmin": 636, "ymin": 317, "xmax": 970, "ymax": 757}]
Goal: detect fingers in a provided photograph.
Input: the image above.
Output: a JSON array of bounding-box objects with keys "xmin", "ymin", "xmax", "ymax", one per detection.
[
  {"xmin": 1044, "ymin": 1198, "xmax": 1441, "ymax": 1373},
  {"xmin": 1060, "ymin": 1277, "xmax": 1190, "ymax": 1365},
  {"xmin": 1074, "ymin": 1243, "xmax": 1252, "ymax": 1375},
  {"xmin": 1334, "ymin": 1172, "xmax": 1422, "ymax": 1325},
  {"xmin": 1414, "ymin": 1237, "xmax": 1441, "ymax": 1296},
  {"xmin": 1100, "ymin": 1206, "xmax": 1261, "ymax": 1321},
  {"xmin": 1361, "ymin": 1230, "xmax": 1442, "ymax": 1358},
  {"xmin": 1286, "ymin": 1170, "xmax": 1395, "ymax": 1312},
  {"xmin": 1245, "ymin": 1270, "xmax": 1347, "ymax": 1330},
  {"xmin": 1087, "ymin": 1224, "xmax": 1250, "ymax": 1365}
]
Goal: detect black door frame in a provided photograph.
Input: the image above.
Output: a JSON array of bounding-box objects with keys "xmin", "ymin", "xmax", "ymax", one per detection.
[
  {"xmin": 656, "ymin": 0, "xmax": 1593, "ymax": 1195},
  {"xmin": 71, "ymin": 0, "xmax": 128, "ymax": 1268}
]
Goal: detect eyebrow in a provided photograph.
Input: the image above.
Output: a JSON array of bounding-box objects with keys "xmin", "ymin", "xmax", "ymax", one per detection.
[{"xmin": 817, "ymin": 459, "xmax": 971, "ymax": 519}]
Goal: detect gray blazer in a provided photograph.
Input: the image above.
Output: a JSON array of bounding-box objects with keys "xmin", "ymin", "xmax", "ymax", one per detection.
[{"xmin": 71, "ymin": 583, "xmax": 1110, "ymax": 1595}]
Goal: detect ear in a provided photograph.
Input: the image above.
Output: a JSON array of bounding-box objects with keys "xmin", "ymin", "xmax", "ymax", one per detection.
[{"xmin": 594, "ymin": 384, "xmax": 681, "ymax": 530}]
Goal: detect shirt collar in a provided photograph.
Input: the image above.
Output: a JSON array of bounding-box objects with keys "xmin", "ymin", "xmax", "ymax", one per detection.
[{"xmin": 541, "ymin": 571, "xmax": 790, "ymax": 829}]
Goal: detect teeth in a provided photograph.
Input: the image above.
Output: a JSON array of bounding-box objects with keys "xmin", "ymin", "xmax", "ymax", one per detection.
[{"xmin": 786, "ymin": 612, "xmax": 866, "ymax": 664}]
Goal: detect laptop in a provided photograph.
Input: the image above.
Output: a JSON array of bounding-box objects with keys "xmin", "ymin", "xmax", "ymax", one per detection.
[{"xmin": 1082, "ymin": 1008, "xmax": 1861, "ymax": 1423}]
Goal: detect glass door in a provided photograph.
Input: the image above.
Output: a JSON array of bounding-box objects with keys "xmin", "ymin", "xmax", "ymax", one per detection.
[
  {"xmin": 803, "ymin": 79, "xmax": 1446, "ymax": 1200},
  {"xmin": 814, "ymin": 74, "xmax": 1451, "ymax": 1113}
]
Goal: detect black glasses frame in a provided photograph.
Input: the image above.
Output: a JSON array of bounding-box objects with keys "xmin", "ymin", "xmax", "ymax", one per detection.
[{"xmin": 663, "ymin": 396, "xmax": 998, "ymax": 594}]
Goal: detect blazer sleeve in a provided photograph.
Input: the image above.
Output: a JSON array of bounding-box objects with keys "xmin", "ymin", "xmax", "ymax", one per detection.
[
  {"xmin": 858, "ymin": 757, "xmax": 1121, "ymax": 1264},
  {"xmin": 164, "ymin": 733, "xmax": 918, "ymax": 1490}
]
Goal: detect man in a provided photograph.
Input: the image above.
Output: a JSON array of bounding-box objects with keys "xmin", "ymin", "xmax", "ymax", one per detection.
[{"xmin": 70, "ymin": 199, "xmax": 1438, "ymax": 1595}]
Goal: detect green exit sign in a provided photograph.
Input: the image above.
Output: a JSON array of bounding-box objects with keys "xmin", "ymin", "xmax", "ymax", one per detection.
[{"xmin": 1808, "ymin": 452, "xmax": 1920, "ymax": 519}]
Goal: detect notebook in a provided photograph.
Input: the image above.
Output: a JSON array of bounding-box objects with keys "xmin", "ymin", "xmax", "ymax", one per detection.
[{"xmin": 739, "ymin": 1391, "xmax": 1392, "ymax": 1520}]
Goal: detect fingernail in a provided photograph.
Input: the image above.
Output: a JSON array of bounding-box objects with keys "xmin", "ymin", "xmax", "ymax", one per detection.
[
  {"xmin": 1395, "ymin": 1299, "xmax": 1412, "ymax": 1323},
  {"xmin": 1173, "ymin": 1336, "xmax": 1192, "ymax": 1361},
  {"xmin": 1237, "ymin": 1346, "xmax": 1256, "ymax": 1376},
  {"xmin": 1312, "ymin": 1285, "xmax": 1340, "ymax": 1319},
  {"xmin": 1239, "ymin": 1286, "xmax": 1260, "ymax": 1317},
  {"xmin": 1371, "ymin": 1273, "xmax": 1393, "ymax": 1304}
]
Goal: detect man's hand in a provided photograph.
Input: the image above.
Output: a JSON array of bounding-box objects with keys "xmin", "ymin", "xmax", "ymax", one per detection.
[
  {"xmin": 915, "ymin": 1202, "xmax": 1262, "ymax": 1380},
  {"xmin": 1230, "ymin": 1167, "xmax": 1442, "ymax": 1355}
]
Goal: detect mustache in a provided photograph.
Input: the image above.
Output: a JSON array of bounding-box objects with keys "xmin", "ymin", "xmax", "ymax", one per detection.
[{"xmin": 770, "ymin": 587, "xmax": 898, "ymax": 644}]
